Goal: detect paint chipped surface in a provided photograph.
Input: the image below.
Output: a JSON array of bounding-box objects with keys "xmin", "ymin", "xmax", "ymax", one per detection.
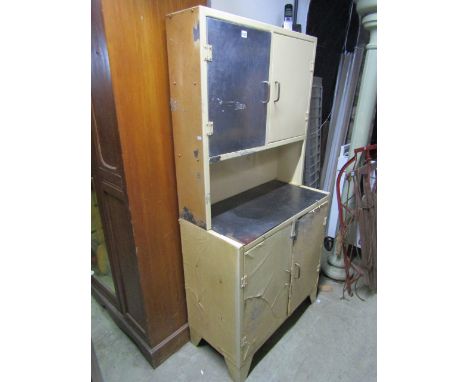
[
  {"xmin": 192, "ymin": 22, "xmax": 200, "ymax": 41},
  {"xmin": 209, "ymin": 155, "xmax": 221, "ymax": 163},
  {"xmin": 170, "ymin": 98, "xmax": 178, "ymax": 112},
  {"xmin": 180, "ymin": 207, "xmax": 206, "ymax": 229},
  {"xmin": 215, "ymin": 97, "xmax": 247, "ymax": 112}
]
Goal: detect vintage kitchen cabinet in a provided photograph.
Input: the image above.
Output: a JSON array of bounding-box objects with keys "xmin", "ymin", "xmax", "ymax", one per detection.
[{"xmin": 166, "ymin": 6, "xmax": 329, "ymax": 382}]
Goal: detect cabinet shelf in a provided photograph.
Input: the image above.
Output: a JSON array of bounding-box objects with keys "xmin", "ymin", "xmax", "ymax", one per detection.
[
  {"xmin": 209, "ymin": 135, "xmax": 305, "ymax": 163},
  {"xmin": 211, "ymin": 180, "xmax": 325, "ymax": 244}
]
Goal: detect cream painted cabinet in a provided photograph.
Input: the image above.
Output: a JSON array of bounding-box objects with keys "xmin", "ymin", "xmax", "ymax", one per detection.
[
  {"xmin": 179, "ymin": 202, "xmax": 329, "ymax": 382},
  {"xmin": 288, "ymin": 204, "xmax": 328, "ymax": 314},
  {"xmin": 167, "ymin": 6, "xmax": 327, "ymax": 382},
  {"xmin": 242, "ymin": 224, "xmax": 291, "ymax": 362},
  {"xmin": 267, "ymin": 33, "xmax": 316, "ymax": 143}
]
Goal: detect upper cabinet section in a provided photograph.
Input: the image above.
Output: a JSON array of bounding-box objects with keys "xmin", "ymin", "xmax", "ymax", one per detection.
[
  {"xmin": 267, "ymin": 33, "xmax": 316, "ymax": 144},
  {"xmin": 207, "ymin": 18, "xmax": 271, "ymax": 157},
  {"xmin": 167, "ymin": 6, "xmax": 317, "ymax": 163},
  {"xmin": 167, "ymin": 6, "xmax": 317, "ymax": 228}
]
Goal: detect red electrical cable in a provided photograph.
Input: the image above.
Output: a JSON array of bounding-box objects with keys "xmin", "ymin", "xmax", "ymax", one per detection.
[{"xmin": 335, "ymin": 144, "xmax": 376, "ymax": 298}]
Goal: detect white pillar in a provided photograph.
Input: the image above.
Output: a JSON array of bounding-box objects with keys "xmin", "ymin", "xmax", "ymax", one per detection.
[{"xmin": 322, "ymin": 0, "xmax": 377, "ymax": 280}]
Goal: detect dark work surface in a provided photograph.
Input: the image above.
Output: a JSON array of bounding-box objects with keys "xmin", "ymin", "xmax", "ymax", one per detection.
[{"xmin": 211, "ymin": 180, "xmax": 326, "ymax": 244}]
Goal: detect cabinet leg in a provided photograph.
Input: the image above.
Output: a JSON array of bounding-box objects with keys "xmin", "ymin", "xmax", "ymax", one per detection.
[
  {"xmin": 189, "ymin": 327, "xmax": 202, "ymax": 347},
  {"xmin": 309, "ymin": 285, "xmax": 318, "ymax": 304},
  {"xmin": 224, "ymin": 356, "xmax": 253, "ymax": 382}
]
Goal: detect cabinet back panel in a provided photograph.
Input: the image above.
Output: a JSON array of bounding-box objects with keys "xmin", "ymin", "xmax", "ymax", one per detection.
[
  {"xmin": 277, "ymin": 140, "xmax": 305, "ymax": 184},
  {"xmin": 210, "ymin": 149, "xmax": 278, "ymax": 204},
  {"xmin": 210, "ymin": 141, "xmax": 304, "ymax": 204}
]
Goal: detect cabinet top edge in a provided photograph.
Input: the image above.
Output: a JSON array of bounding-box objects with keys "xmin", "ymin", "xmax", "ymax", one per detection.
[
  {"xmin": 167, "ymin": 5, "xmax": 317, "ymax": 43},
  {"xmin": 242, "ymin": 196, "xmax": 330, "ymax": 251}
]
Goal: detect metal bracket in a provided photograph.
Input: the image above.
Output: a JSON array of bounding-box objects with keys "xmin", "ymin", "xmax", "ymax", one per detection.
[
  {"xmin": 240, "ymin": 275, "xmax": 247, "ymax": 288},
  {"xmin": 245, "ymin": 240, "xmax": 263, "ymax": 258},
  {"xmin": 206, "ymin": 121, "xmax": 213, "ymax": 136},
  {"xmin": 294, "ymin": 262, "xmax": 301, "ymax": 279},
  {"xmin": 310, "ymin": 203, "xmax": 322, "ymax": 215},
  {"xmin": 203, "ymin": 44, "xmax": 213, "ymax": 62}
]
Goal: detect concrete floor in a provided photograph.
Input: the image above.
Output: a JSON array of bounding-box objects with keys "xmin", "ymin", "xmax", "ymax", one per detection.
[{"xmin": 92, "ymin": 275, "xmax": 376, "ymax": 382}]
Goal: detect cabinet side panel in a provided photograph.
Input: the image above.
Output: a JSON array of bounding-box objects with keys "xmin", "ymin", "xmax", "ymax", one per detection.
[
  {"xmin": 167, "ymin": 9, "xmax": 207, "ymax": 228},
  {"xmin": 179, "ymin": 219, "xmax": 241, "ymax": 365}
]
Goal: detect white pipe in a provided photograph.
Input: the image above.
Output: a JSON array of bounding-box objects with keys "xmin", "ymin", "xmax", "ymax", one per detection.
[{"xmin": 348, "ymin": 13, "xmax": 377, "ymax": 153}]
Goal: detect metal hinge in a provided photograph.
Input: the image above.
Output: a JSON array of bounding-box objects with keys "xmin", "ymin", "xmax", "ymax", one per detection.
[
  {"xmin": 309, "ymin": 60, "xmax": 315, "ymax": 72},
  {"xmin": 240, "ymin": 275, "xmax": 247, "ymax": 288},
  {"xmin": 323, "ymin": 216, "xmax": 327, "ymax": 226},
  {"xmin": 206, "ymin": 121, "xmax": 213, "ymax": 136},
  {"xmin": 290, "ymin": 220, "xmax": 298, "ymax": 239},
  {"xmin": 241, "ymin": 336, "xmax": 248, "ymax": 347},
  {"xmin": 203, "ymin": 44, "xmax": 213, "ymax": 61}
]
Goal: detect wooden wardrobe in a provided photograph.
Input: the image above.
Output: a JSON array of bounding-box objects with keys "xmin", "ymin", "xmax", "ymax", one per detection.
[{"xmin": 91, "ymin": 0, "xmax": 205, "ymax": 367}]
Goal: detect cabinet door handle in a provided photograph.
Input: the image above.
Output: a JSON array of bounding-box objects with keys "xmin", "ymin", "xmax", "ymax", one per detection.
[
  {"xmin": 274, "ymin": 81, "xmax": 281, "ymax": 102},
  {"xmin": 261, "ymin": 81, "xmax": 270, "ymax": 104},
  {"xmin": 294, "ymin": 262, "xmax": 301, "ymax": 279}
]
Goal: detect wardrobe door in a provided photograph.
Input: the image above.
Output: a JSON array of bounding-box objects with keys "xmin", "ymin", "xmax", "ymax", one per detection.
[
  {"xmin": 91, "ymin": 0, "xmax": 147, "ymax": 335},
  {"xmin": 267, "ymin": 33, "xmax": 316, "ymax": 143},
  {"xmin": 206, "ymin": 17, "xmax": 271, "ymax": 157}
]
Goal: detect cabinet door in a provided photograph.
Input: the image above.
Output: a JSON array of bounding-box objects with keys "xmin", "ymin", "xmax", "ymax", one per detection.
[
  {"xmin": 267, "ymin": 33, "xmax": 315, "ymax": 143},
  {"xmin": 207, "ymin": 17, "xmax": 271, "ymax": 157},
  {"xmin": 288, "ymin": 204, "xmax": 328, "ymax": 315},
  {"xmin": 242, "ymin": 224, "xmax": 292, "ymax": 361}
]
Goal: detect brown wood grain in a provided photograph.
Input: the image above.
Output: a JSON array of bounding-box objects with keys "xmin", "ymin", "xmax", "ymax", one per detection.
[
  {"xmin": 92, "ymin": 0, "xmax": 147, "ymax": 336},
  {"xmin": 91, "ymin": 0, "xmax": 123, "ymax": 180},
  {"xmin": 99, "ymin": 0, "xmax": 206, "ymax": 349}
]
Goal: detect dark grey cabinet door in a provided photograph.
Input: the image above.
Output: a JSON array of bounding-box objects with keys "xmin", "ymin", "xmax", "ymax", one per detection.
[{"xmin": 207, "ymin": 17, "xmax": 271, "ymax": 157}]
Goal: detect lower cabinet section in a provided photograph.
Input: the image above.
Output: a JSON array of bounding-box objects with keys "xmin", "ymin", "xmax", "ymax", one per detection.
[
  {"xmin": 288, "ymin": 204, "xmax": 329, "ymax": 313},
  {"xmin": 179, "ymin": 197, "xmax": 329, "ymax": 382}
]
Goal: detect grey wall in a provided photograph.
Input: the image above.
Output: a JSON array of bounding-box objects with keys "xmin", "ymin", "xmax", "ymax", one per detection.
[{"xmin": 208, "ymin": 0, "xmax": 310, "ymax": 33}]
